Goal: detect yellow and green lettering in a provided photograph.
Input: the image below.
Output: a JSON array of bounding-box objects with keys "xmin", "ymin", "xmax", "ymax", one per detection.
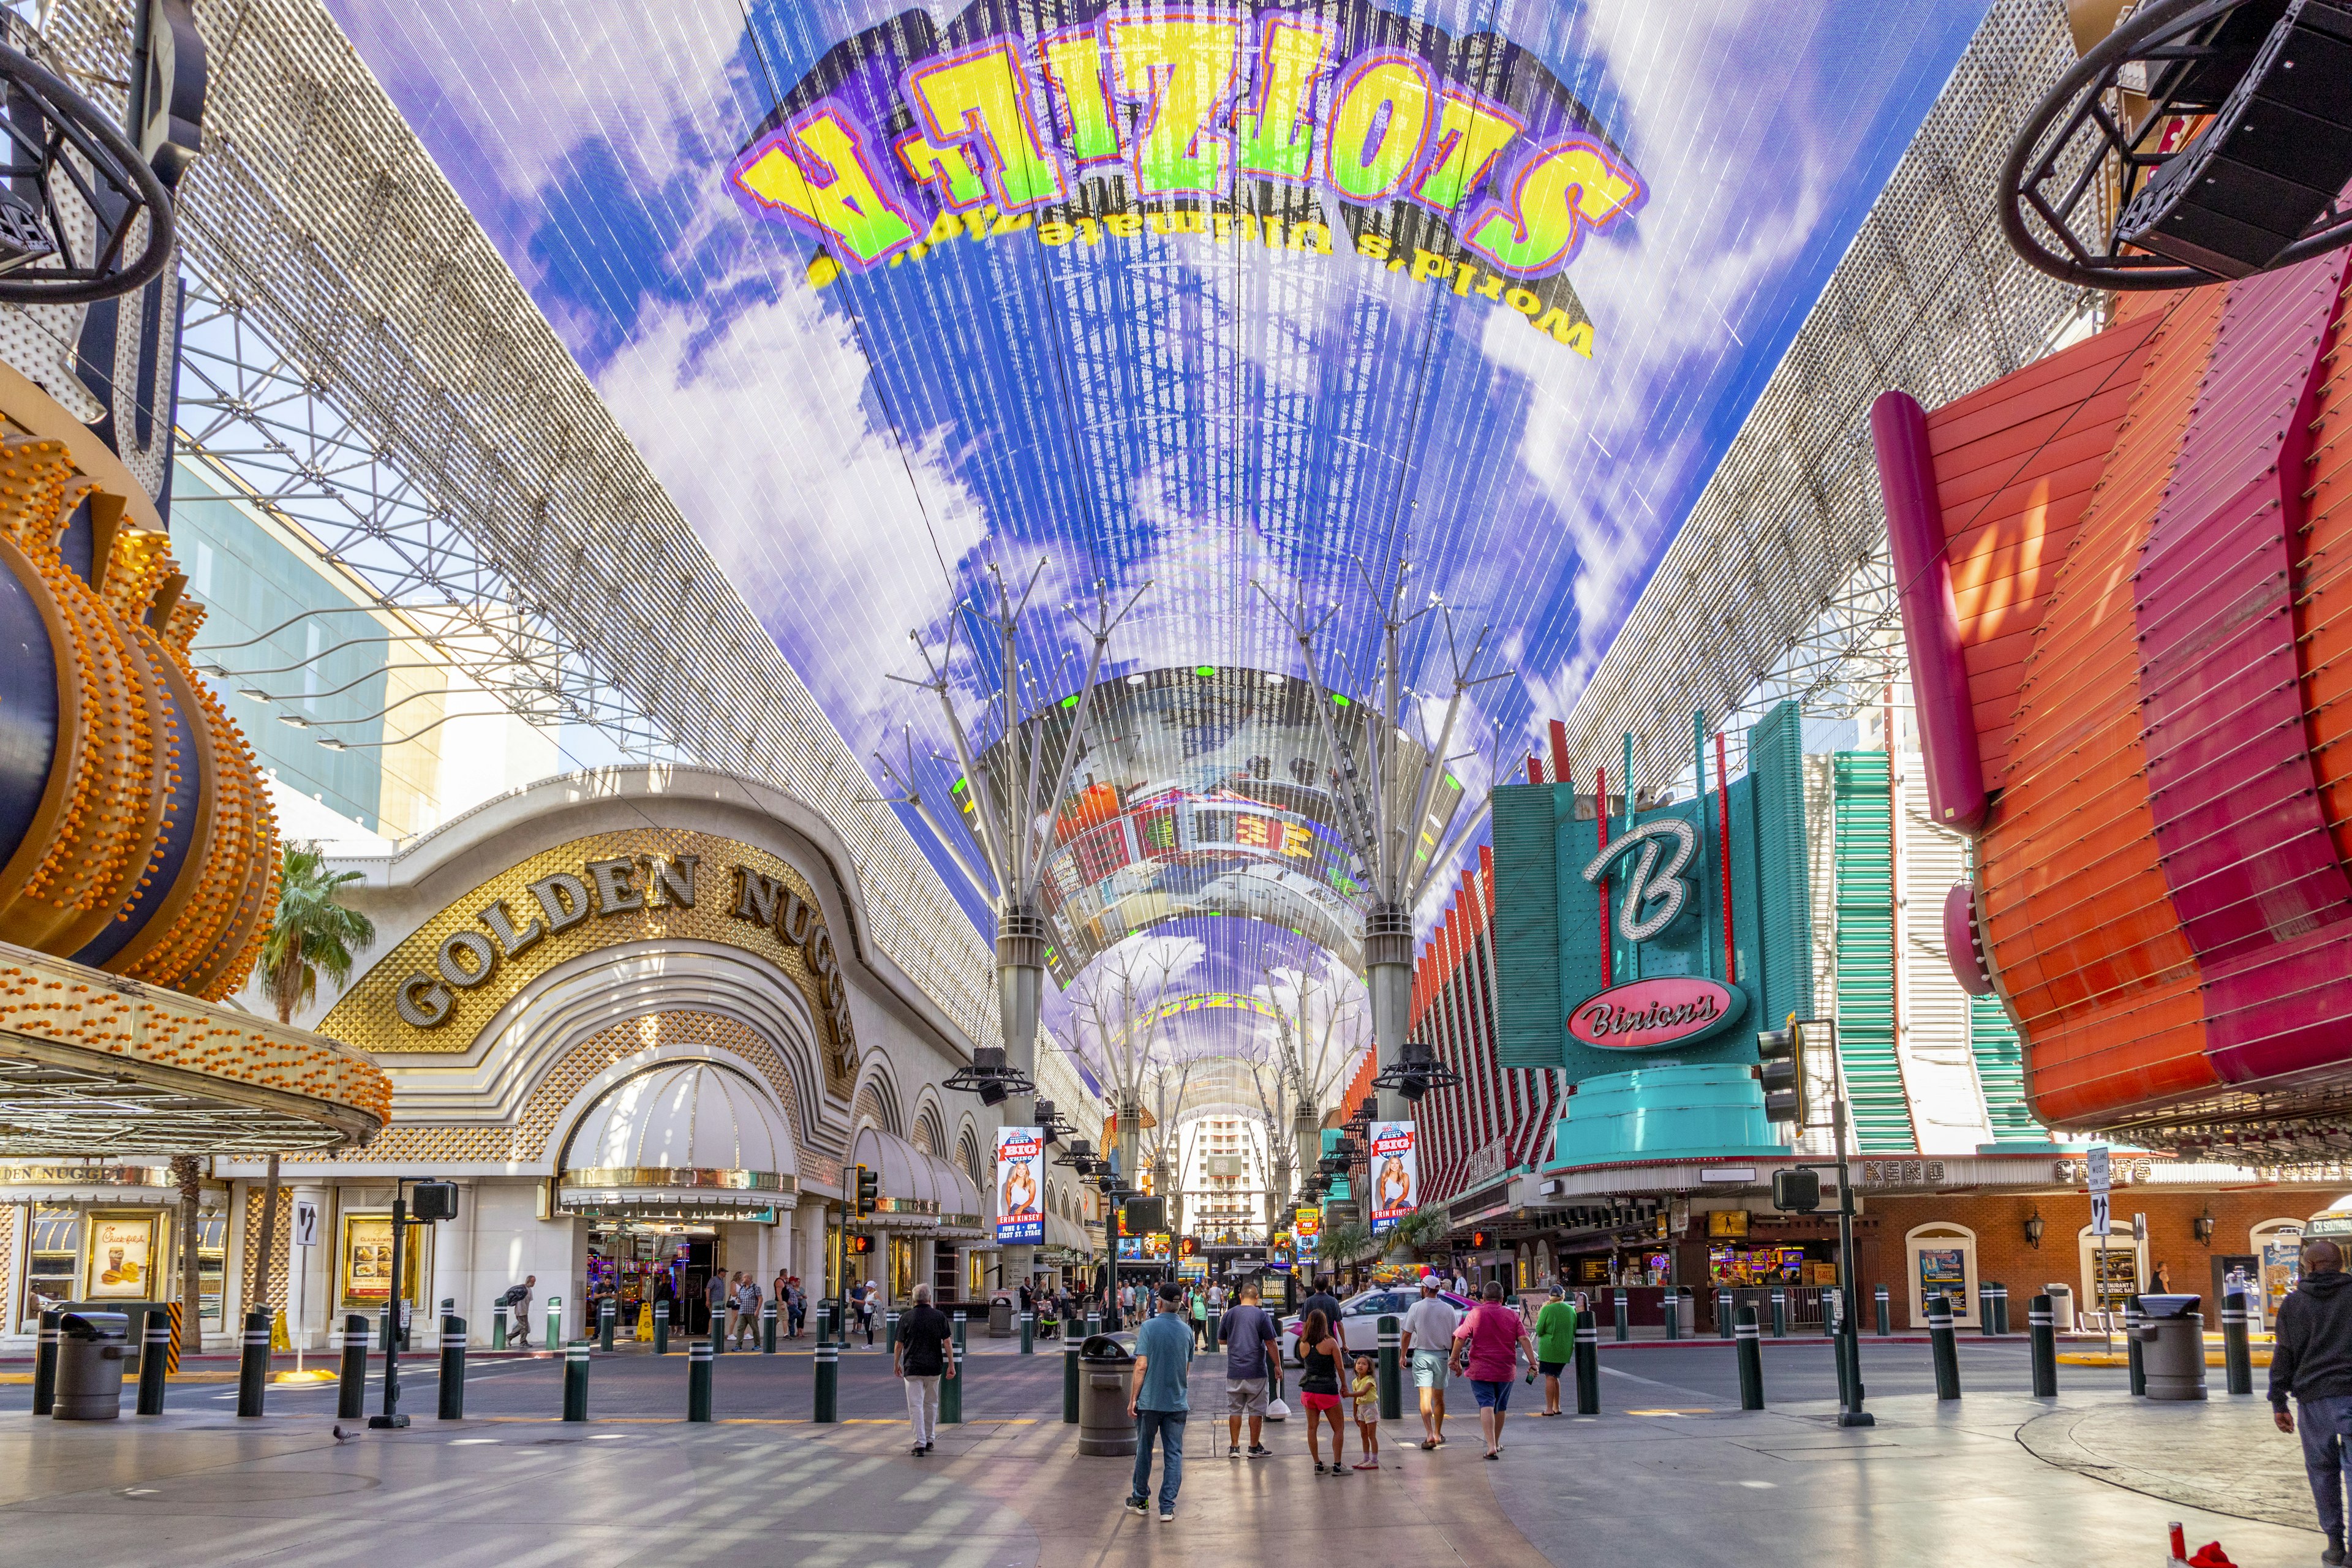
[
  {"xmin": 906, "ymin": 40, "xmax": 1066, "ymax": 213},
  {"xmin": 1411, "ymin": 89, "xmax": 1523, "ymax": 214},
  {"xmin": 1041, "ymin": 30, "xmax": 1122, "ymax": 165},
  {"xmin": 1463, "ymin": 136, "xmax": 1644, "ymax": 279},
  {"xmin": 1324, "ymin": 53, "xmax": 1436, "ymax": 203},
  {"xmin": 733, "ymin": 105, "xmax": 919, "ymax": 270},
  {"xmin": 1106, "ymin": 17, "xmax": 1242, "ymax": 197},
  {"xmin": 895, "ymin": 130, "xmax": 987, "ymax": 211},
  {"xmin": 1237, "ymin": 17, "xmax": 1331, "ymax": 183}
]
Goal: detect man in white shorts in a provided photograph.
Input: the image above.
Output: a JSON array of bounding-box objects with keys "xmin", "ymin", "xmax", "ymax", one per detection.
[{"xmin": 1401, "ymin": 1273, "xmax": 1459, "ymax": 1450}]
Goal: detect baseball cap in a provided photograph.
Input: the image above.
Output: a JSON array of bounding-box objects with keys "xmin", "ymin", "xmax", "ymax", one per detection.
[{"xmin": 1420, "ymin": 1275, "xmax": 1441, "ymax": 1291}]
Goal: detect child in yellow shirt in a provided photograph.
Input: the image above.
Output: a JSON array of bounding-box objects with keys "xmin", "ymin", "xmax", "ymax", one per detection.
[{"xmin": 1349, "ymin": 1355, "xmax": 1381, "ymax": 1469}]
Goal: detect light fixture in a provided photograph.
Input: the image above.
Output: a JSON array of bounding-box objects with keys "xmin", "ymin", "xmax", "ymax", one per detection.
[
  {"xmin": 236, "ymin": 687, "xmax": 270, "ymax": 701},
  {"xmin": 2024, "ymin": 1210, "xmax": 2045, "ymax": 1250},
  {"xmin": 278, "ymin": 714, "xmax": 310, "ymax": 728},
  {"xmin": 2195, "ymin": 1207, "xmax": 2216, "ymax": 1246},
  {"xmin": 943, "ymin": 1042, "xmax": 1033, "ymax": 1107},
  {"xmin": 317, "ymin": 737, "xmax": 348, "ymax": 751}
]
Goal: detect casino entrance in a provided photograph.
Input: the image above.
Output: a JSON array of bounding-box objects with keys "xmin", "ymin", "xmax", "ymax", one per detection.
[{"xmin": 585, "ymin": 1224, "xmax": 725, "ymax": 1336}]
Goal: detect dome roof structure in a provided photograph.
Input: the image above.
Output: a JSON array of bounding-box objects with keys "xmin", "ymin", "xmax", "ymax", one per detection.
[{"xmin": 557, "ymin": 1062, "xmax": 797, "ymax": 1217}]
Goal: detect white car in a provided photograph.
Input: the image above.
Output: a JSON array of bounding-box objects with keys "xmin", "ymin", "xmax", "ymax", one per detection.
[{"xmin": 1279, "ymin": 1287, "xmax": 1477, "ymax": 1363}]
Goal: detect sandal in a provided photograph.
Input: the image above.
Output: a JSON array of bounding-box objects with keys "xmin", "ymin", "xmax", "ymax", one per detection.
[{"xmin": 1419, "ymin": 1439, "xmax": 1437, "ymax": 1450}]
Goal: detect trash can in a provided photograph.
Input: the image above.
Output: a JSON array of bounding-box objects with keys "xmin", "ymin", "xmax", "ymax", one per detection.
[
  {"xmin": 988, "ymin": 1294, "xmax": 1015, "ymax": 1338},
  {"xmin": 1077, "ymin": 1333, "xmax": 1137, "ymax": 1457},
  {"xmin": 2133, "ymin": 1294, "xmax": 2206, "ymax": 1401},
  {"xmin": 53, "ymin": 1311, "xmax": 130, "ymax": 1421},
  {"xmin": 2043, "ymin": 1283, "xmax": 2075, "ymax": 1333}
]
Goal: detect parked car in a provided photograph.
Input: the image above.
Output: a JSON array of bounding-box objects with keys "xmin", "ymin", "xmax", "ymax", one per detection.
[{"xmin": 1280, "ymin": 1287, "xmax": 1477, "ymax": 1362}]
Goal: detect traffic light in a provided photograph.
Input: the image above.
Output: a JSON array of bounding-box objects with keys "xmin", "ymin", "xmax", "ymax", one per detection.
[
  {"xmin": 1773, "ymin": 1169, "xmax": 1822, "ymax": 1213},
  {"xmin": 1757, "ymin": 1022, "xmax": 1804, "ymax": 1124},
  {"xmin": 847, "ymin": 1234, "xmax": 873, "ymax": 1254},
  {"xmin": 854, "ymin": 1163, "xmax": 879, "ymax": 1217}
]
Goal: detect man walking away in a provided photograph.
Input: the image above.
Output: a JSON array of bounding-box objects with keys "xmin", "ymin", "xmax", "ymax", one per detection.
[
  {"xmin": 735, "ymin": 1273, "xmax": 762, "ymax": 1349},
  {"xmin": 1401, "ymin": 1273, "xmax": 1458, "ymax": 1449},
  {"xmin": 895, "ymin": 1282, "xmax": 954, "ymax": 1454},
  {"xmin": 704, "ymin": 1270, "xmax": 728, "ymax": 1341},
  {"xmin": 1303, "ymin": 1277, "xmax": 1341, "ymax": 1341},
  {"xmin": 1453, "ymin": 1281, "xmax": 1539, "ymax": 1461},
  {"xmin": 502, "ymin": 1275, "xmax": 537, "ymax": 1349},
  {"xmin": 1220, "ymin": 1281, "xmax": 1280, "ymax": 1458},
  {"xmin": 1533, "ymin": 1284, "xmax": 1577, "ymax": 1417},
  {"xmin": 1126, "ymin": 1282, "xmax": 1194, "ymax": 1522},
  {"xmin": 2273, "ymin": 1238, "xmax": 2352, "ymax": 1564}
]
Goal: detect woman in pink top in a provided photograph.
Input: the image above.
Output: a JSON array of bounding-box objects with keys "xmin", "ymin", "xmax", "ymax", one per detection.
[{"xmin": 1451, "ymin": 1281, "xmax": 1539, "ymax": 1460}]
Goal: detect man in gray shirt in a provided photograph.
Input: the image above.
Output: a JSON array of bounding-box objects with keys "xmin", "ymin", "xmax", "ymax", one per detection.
[
  {"xmin": 1401, "ymin": 1275, "xmax": 1459, "ymax": 1449},
  {"xmin": 1218, "ymin": 1281, "xmax": 1280, "ymax": 1459}
]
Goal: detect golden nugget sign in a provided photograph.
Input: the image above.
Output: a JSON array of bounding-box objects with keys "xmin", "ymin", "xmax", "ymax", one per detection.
[{"xmin": 393, "ymin": 854, "xmax": 854, "ymax": 1050}]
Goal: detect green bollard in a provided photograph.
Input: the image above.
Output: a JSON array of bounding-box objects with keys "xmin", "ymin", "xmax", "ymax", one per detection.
[
  {"xmin": 562, "ymin": 1341, "xmax": 590, "ymax": 1422},
  {"xmin": 1574, "ymin": 1322, "xmax": 1600, "ymax": 1414},
  {"xmin": 1875, "ymin": 1285, "xmax": 1891, "ymax": 1336},
  {"xmin": 2030, "ymin": 1295, "xmax": 2057, "ymax": 1398},
  {"xmin": 1377, "ymin": 1314, "xmax": 1402, "ymax": 1422},
  {"xmin": 763, "ymin": 1302, "xmax": 778, "ymax": 1354},
  {"xmin": 654, "ymin": 1300, "xmax": 671, "ymax": 1357},
  {"xmin": 236, "ymin": 1310, "xmax": 270, "ymax": 1418},
  {"xmin": 1663, "ymin": 1290, "xmax": 1680, "ymax": 1341},
  {"xmin": 135, "ymin": 1312, "xmax": 170, "ymax": 1415},
  {"xmin": 2223, "ymin": 1292, "xmax": 2253, "ymax": 1396},
  {"xmin": 1770, "ymin": 1289, "xmax": 1787, "ymax": 1338},
  {"xmin": 1086, "ymin": 1311, "xmax": 1101, "ymax": 1341},
  {"xmin": 942, "ymin": 1310, "xmax": 966, "ymax": 1425},
  {"xmin": 1613, "ymin": 1291, "xmax": 1629, "ymax": 1342},
  {"xmin": 337, "ymin": 1314, "xmax": 369, "ymax": 1420},
  {"xmin": 1717, "ymin": 1290, "xmax": 1734, "ymax": 1340},
  {"xmin": 599, "ymin": 1300, "xmax": 616, "ymax": 1353},
  {"xmin": 545, "ymin": 1297, "xmax": 563, "ymax": 1356},
  {"xmin": 1736, "ymin": 1306, "xmax": 1764, "ymax": 1410},
  {"xmin": 1020, "ymin": 1310, "xmax": 1034, "ymax": 1355},
  {"xmin": 814, "ymin": 1340, "xmax": 839, "ymax": 1423},
  {"xmin": 688, "ymin": 1340, "xmax": 714, "ymax": 1422},
  {"xmin": 1928, "ymin": 1296, "xmax": 1961, "ymax": 1401},
  {"xmin": 885, "ymin": 1308, "xmax": 900, "ymax": 1353},
  {"xmin": 439, "ymin": 1314, "xmax": 467, "ymax": 1419},
  {"xmin": 814, "ymin": 1301, "xmax": 832, "ymax": 1346},
  {"xmin": 1063, "ymin": 1337, "xmax": 1080, "ymax": 1424},
  {"xmin": 31, "ymin": 1308, "xmax": 59, "ymax": 1416},
  {"xmin": 492, "ymin": 1306, "xmax": 508, "ymax": 1351}
]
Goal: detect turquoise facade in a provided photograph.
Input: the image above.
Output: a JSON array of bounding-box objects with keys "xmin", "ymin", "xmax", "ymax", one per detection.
[{"xmin": 1551, "ymin": 1065, "xmax": 1787, "ymax": 1167}]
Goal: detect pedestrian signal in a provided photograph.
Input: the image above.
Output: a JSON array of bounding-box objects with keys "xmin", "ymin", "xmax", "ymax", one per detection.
[{"xmin": 1757, "ymin": 1024, "xmax": 1804, "ymax": 1124}]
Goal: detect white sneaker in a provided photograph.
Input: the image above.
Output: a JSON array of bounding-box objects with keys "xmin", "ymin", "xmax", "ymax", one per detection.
[{"xmin": 1159, "ymin": 1507, "xmax": 1176, "ymax": 1522}]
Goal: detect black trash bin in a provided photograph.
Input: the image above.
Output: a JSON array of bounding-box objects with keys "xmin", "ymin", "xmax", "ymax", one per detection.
[
  {"xmin": 53, "ymin": 1311, "xmax": 130, "ymax": 1421},
  {"xmin": 1077, "ymin": 1334, "xmax": 1137, "ymax": 1457}
]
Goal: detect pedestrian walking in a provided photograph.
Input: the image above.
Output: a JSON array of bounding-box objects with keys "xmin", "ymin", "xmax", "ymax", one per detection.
[
  {"xmin": 1219, "ymin": 1280, "xmax": 1279, "ymax": 1460},
  {"xmin": 1349, "ymin": 1355, "xmax": 1381, "ymax": 1469},
  {"xmin": 734, "ymin": 1273, "xmax": 761, "ymax": 1349},
  {"xmin": 1298, "ymin": 1307, "xmax": 1346, "ymax": 1474},
  {"xmin": 1453, "ymin": 1281, "xmax": 1539, "ymax": 1460},
  {"xmin": 1402, "ymin": 1273, "xmax": 1457, "ymax": 1449},
  {"xmin": 1533, "ymin": 1284, "xmax": 1577, "ymax": 1416},
  {"xmin": 861, "ymin": 1278, "xmax": 879, "ymax": 1344},
  {"xmin": 704, "ymin": 1270, "xmax": 728, "ymax": 1340},
  {"xmin": 1302, "ymin": 1278, "xmax": 1341, "ymax": 1344},
  {"xmin": 895, "ymin": 1282, "xmax": 956, "ymax": 1455},
  {"xmin": 772, "ymin": 1267, "xmax": 789, "ymax": 1331},
  {"xmin": 500, "ymin": 1275, "xmax": 537, "ymax": 1349},
  {"xmin": 2272, "ymin": 1238, "xmax": 2352, "ymax": 1565},
  {"xmin": 1191, "ymin": 1286, "xmax": 1209, "ymax": 1348},
  {"xmin": 1125, "ymin": 1282, "xmax": 1194, "ymax": 1522},
  {"xmin": 786, "ymin": 1277, "xmax": 806, "ymax": 1338}
]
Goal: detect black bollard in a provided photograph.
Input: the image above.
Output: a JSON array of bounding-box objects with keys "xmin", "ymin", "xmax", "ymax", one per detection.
[
  {"xmin": 439, "ymin": 1314, "xmax": 467, "ymax": 1419},
  {"xmin": 1378, "ymin": 1314, "xmax": 1402, "ymax": 1421},
  {"xmin": 654, "ymin": 1300, "xmax": 671, "ymax": 1356},
  {"xmin": 1928, "ymin": 1295, "xmax": 1961, "ymax": 1401},
  {"xmin": 885, "ymin": 1308, "xmax": 900, "ymax": 1352},
  {"xmin": 562, "ymin": 1341, "xmax": 590, "ymax": 1422},
  {"xmin": 1736, "ymin": 1306, "xmax": 1765, "ymax": 1411},
  {"xmin": 1770, "ymin": 1288, "xmax": 1787, "ymax": 1338},
  {"xmin": 1991, "ymin": 1284, "xmax": 2011, "ymax": 1336},
  {"xmin": 1717, "ymin": 1290, "xmax": 1734, "ymax": 1340},
  {"xmin": 135, "ymin": 1311, "xmax": 171, "ymax": 1415},
  {"xmin": 814, "ymin": 1340, "xmax": 839, "ymax": 1423},
  {"xmin": 337, "ymin": 1313, "xmax": 369, "ymax": 1420},
  {"xmin": 688, "ymin": 1340, "xmax": 714, "ymax": 1422},
  {"xmin": 1086, "ymin": 1311, "xmax": 1101, "ymax": 1341},
  {"xmin": 943, "ymin": 1310, "xmax": 967, "ymax": 1425},
  {"xmin": 2223, "ymin": 1291, "xmax": 2253, "ymax": 1396},
  {"xmin": 236, "ymin": 1309, "xmax": 271, "ymax": 1417},
  {"xmin": 1614, "ymin": 1291, "xmax": 1629, "ymax": 1342},
  {"xmin": 1574, "ymin": 1321, "xmax": 1600, "ymax": 1414},
  {"xmin": 2029, "ymin": 1294, "xmax": 2057, "ymax": 1398},
  {"xmin": 31, "ymin": 1307, "xmax": 59, "ymax": 1416},
  {"xmin": 1663, "ymin": 1289, "xmax": 1680, "ymax": 1341},
  {"xmin": 763, "ymin": 1302, "xmax": 778, "ymax": 1354},
  {"xmin": 1875, "ymin": 1284, "xmax": 1891, "ymax": 1336},
  {"xmin": 2125, "ymin": 1297, "xmax": 2147, "ymax": 1397},
  {"xmin": 1020, "ymin": 1310, "xmax": 1034, "ymax": 1355},
  {"xmin": 1063, "ymin": 1335, "xmax": 1081, "ymax": 1424},
  {"xmin": 599, "ymin": 1300, "xmax": 616, "ymax": 1352}
]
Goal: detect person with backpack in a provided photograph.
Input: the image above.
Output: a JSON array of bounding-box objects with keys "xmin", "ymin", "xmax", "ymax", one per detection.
[{"xmin": 500, "ymin": 1275, "xmax": 535, "ymax": 1348}]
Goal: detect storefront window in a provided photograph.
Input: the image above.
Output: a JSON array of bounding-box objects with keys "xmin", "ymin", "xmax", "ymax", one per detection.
[
  {"xmin": 23, "ymin": 1208, "xmax": 79, "ymax": 1324},
  {"xmin": 967, "ymin": 1248, "xmax": 986, "ymax": 1300},
  {"xmin": 890, "ymin": 1236, "xmax": 915, "ymax": 1302},
  {"xmin": 2255, "ymin": 1220, "xmax": 2305, "ymax": 1324},
  {"xmin": 196, "ymin": 1213, "xmax": 227, "ymax": 1327}
]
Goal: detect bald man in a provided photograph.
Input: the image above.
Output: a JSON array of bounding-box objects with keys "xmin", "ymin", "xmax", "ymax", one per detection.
[{"xmin": 2273, "ymin": 1238, "xmax": 2352, "ymax": 1565}]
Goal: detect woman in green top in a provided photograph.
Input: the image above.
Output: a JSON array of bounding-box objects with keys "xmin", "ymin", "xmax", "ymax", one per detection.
[
  {"xmin": 1190, "ymin": 1286, "xmax": 1208, "ymax": 1348},
  {"xmin": 1532, "ymin": 1286, "xmax": 1578, "ymax": 1416}
]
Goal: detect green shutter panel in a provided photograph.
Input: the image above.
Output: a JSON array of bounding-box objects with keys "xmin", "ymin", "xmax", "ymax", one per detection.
[
  {"xmin": 1491, "ymin": 784, "xmax": 1563, "ymax": 1068},
  {"xmin": 1747, "ymin": 701, "xmax": 1812, "ymax": 1026},
  {"xmin": 1832, "ymin": 752, "xmax": 1914, "ymax": 1152},
  {"xmin": 1970, "ymin": 991, "xmax": 2045, "ymax": 1143}
]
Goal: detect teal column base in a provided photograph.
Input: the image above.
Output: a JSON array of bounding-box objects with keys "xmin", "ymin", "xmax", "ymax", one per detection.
[{"xmin": 1551, "ymin": 1065, "xmax": 1788, "ymax": 1168}]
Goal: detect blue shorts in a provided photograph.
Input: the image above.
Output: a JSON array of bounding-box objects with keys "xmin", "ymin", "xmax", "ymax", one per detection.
[
  {"xmin": 1411, "ymin": 1349, "xmax": 1449, "ymax": 1389},
  {"xmin": 1471, "ymin": 1378, "xmax": 1512, "ymax": 1411}
]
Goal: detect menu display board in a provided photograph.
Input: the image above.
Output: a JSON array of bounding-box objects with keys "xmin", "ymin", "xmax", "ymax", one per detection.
[{"xmin": 86, "ymin": 1215, "xmax": 157, "ymax": 1299}]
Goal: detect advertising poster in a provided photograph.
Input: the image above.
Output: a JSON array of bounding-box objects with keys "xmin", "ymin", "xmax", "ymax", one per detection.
[
  {"xmin": 1368, "ymin": 1120, "xmax": 1418, "ymax": 1234},
  {"xmin": 1292, "ymin": 1205, "xmax": 1322, "ymax": 1261},
  {"xmin": 993, "ymin": 1125, "xmax": 1044, "ymax": 1245},
  {"xmin": 343, "ymin": 1215, "xmax": 398, "ymax": 1303},
  {"xmin": 1117, "ymin": 1237, "xmax": 1144, "ymax": 1262},
  {"xmin": 1267, "ymin": 1232, "xmax": 1295, "ymax": 1273},
  {"xmin": 1145, "ymin": 1233, "xmax": 1174, "ymax": 1262},
  {"xmin": 86, "ymin": 1215, "xmax": 156, "ymax": 1298},
  {"xmin": 1918, "ymin": 1247, "xmax": 1968, "ymax": 1309}
]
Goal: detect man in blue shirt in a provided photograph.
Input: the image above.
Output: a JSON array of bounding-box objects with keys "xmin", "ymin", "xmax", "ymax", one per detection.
[
  {"xmin": 1126, "ymin": 1281, "xmax": 1194, "ymax": 1521},
  {"xmin": 1218, "ymin": 1281, "xmax": 1280, "ymax": 1458}
]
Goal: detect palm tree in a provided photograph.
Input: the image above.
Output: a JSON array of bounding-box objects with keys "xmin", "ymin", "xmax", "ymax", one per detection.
[{"xmin": 247, "ymin": 843, "xmax": 376, "ymax": 1316}]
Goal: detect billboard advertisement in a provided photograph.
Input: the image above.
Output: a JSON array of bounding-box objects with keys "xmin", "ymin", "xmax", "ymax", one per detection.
[
  {"xmin": 994, "ymin": 1125, "xmax": 1044, "ymax": 1244},
  {"xmin": 1292, "ymin": 1205, "xmax": 1321, "ymax": 1259},
  {"xmin": 1368, "ymin": 1120, "xmax": 1418, "ymax": 1234}
]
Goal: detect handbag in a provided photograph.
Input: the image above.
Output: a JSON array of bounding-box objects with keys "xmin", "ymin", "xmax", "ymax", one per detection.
[{"xmin": 1265, "ymin": 1364, "xmax": 1290, "ymax": 1421}]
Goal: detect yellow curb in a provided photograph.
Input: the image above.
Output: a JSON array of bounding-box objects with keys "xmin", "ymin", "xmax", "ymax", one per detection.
[{"xmin": 2057, "ymin": 1352, "xmax": 2272, "ymax": 1367}]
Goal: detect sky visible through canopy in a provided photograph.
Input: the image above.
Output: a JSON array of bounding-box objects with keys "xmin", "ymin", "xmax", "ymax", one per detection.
[{"xmin": 330, "ymin": 0, "xmax": 1985, "ymax": 1102}]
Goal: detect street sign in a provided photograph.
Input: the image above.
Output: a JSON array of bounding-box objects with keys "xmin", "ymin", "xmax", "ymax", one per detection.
[
  {"xmin": 2090, "ymin": 1193, "xmax": 2111, "ymax": 1237},
  {"xmin": 2086, "ymin": 1145, "xmax": 2110, "ymax": 1194},
  {"xmin": 293, "ymin": 1199, "xmax": 319, "ymax": 1250}
]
